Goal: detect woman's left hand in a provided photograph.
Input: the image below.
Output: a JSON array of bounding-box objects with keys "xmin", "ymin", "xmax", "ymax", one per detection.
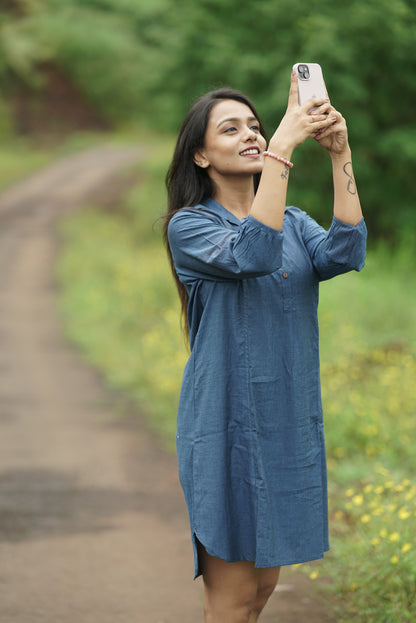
[{"xmin": 311, "ymin": 106, "xmax": 350, "ymax": 156}]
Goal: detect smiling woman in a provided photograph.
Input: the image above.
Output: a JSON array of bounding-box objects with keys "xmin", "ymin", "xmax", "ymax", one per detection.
[
  {"xmin": 193, "ymin": 100, "xmax": 267, "ymax": 219},
  {"xmin": 163, "ymin": 73, "xmax": 367, "ymax": 623}
]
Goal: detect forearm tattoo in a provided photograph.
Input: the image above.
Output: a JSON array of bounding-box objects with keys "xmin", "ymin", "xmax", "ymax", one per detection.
[
  {"xmin": 281, "ymin": 164, "xmax": 289, "ymax": 181},
  {"xmin": 343, "ymin": 161, "xmax": 357, "ymax": 195}
]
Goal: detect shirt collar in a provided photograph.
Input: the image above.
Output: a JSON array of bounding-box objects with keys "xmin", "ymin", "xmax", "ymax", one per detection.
[{"xmin": 200, "ymin": 198, "xmax": 242, "ymax": 226}]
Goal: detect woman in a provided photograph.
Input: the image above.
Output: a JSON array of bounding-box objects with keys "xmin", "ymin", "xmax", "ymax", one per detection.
[{"xmin": 164, "ymin": 69, "xmax": 367, "ymax": 623}]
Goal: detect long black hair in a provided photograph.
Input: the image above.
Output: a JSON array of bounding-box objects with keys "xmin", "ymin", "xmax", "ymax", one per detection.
[{"xmin": 164, "ymin": 88, "xmax": 267, "ymax": 336}]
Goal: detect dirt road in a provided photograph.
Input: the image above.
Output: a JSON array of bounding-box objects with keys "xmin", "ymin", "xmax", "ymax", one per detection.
[{"xmin": 0, "ymin": 146, "xmax": 334, "ymax": 622}]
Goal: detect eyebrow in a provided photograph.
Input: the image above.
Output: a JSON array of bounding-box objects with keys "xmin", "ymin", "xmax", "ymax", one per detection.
[{"xmin": 216, "ymin": 116, "xmax": 258, "ymax": 129}]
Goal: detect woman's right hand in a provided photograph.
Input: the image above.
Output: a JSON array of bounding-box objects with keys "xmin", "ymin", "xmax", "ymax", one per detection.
[{"xmin": 268, "ymin": 70, "xmax": 334, "ymax": 157}]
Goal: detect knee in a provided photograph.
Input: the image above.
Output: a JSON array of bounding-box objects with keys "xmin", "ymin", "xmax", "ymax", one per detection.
[
  {"xmin": 203, "ymin": 581, "xmax": 257, "ymax": 622},
  {"xmin": 251, "ymin": 581, "xmax": 277, "ymax": 617}
]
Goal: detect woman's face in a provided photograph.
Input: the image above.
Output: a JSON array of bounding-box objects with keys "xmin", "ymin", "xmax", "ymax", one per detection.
[{"xmin": 196, "ymin": 99, "xmax": 267, "ymax": 181}]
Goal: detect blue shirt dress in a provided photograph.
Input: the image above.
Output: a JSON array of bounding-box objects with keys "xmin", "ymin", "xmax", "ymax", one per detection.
[{"xmin": 168, "ymin": 198, "xmax": 367, "ymax": 578}]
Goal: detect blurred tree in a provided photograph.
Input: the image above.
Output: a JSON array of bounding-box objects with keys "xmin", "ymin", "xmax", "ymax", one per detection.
[
  {"xmin": 158, "ymin": 0, "xmax": 416, "ymax": 239},
  {"xmin": 0, "ymin": 0, "xmax": 414, "ymax": 240}
]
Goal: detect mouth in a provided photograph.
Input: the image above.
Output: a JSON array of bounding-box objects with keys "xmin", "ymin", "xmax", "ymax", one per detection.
[{"xmin": 239, "ymin": 147, "xmax": 260, "ymax": 157}]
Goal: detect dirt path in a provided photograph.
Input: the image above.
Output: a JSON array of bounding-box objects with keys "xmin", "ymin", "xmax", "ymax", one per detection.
[{"xmin": 0, "ymin": 146, "xmax": 334, "ymax": 622}]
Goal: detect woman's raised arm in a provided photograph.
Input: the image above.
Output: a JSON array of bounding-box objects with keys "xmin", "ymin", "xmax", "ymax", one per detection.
[
  {"xmin": 250, "ymin": 70, "xmax": 336, "ymax": 231},
  {"xmin": 312, "ymin": 106, "xmax": 363, "ymax": 225}
]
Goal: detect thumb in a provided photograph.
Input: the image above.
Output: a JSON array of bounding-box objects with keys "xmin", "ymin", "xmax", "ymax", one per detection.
[{"xmin": 287, "ymin": 68, "xmax": 299, "ymax": 108}]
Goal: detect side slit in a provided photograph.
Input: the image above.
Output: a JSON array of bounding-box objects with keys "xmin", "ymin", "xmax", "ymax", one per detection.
[{"xmin": 193, "ymin": 533, "xmax": 205, "ymax": 579}]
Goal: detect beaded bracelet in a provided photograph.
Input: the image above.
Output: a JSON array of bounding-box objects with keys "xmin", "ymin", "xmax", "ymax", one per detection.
[{"xmin": 263, "ymin": 151, "xmax": 294, "ymax": 168}]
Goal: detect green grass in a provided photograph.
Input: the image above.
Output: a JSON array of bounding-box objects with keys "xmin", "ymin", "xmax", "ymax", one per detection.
[
  {"xmin": 0, "ymin": 139, "xmax": 53, "ymax": 191},
  {"xmin": 54, "ymin": 133, "xmax": 416, "ymax": 622}
]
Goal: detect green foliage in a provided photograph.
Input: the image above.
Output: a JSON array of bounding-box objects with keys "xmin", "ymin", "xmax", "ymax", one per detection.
[
  {"xmin": 0, "ymin": 136, "xmax": 52, "ymax": 189},
  {"xmin": 1, "ymin": 0, "xmax": 415, "ymax": 239}
]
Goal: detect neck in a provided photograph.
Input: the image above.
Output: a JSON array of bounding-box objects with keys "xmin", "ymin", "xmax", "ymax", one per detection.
[{"xmin": 212, "ymin": 176, "xmax": 255, "ymax": 220}]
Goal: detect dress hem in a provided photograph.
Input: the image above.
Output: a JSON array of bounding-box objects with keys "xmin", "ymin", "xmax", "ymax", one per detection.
[{"xmin": 192, "ymin": 531, "xmax": 329, "ymax": 580}]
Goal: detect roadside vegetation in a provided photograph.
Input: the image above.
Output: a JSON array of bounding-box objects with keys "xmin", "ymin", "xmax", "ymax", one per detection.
[{"xmin": 0, "ymin": 138, "xmax": 51, "ymax": 190}]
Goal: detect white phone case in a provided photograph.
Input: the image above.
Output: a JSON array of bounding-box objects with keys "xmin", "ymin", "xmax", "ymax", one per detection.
[{"xmin": 293, "ymin": 63, "xmax": 327, "ymax": 106}]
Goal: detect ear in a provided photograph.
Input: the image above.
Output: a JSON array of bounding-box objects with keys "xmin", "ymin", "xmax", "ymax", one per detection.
[{"xmin": 193, "ymin": 150, "xmax": 209, "ymax": 168}]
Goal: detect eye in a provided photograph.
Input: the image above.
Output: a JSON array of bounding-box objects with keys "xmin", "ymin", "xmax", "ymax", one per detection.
[
  {"xmin": 223, "ymin": 126, "xmax": 237, "ymax": 133},
  {"xmin": 250, "ymin": 124, "xmax": 261, "ymax": 132}
]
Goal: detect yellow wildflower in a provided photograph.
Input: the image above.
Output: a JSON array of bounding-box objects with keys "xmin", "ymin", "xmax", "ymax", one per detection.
[
  {"xmin": 401, "ymin": 543, "xmax": 411, "ymax": 554},
  {"xmin": 345, "ymin": 488, "xmax": 354, "ymax": 497},
  {"xmin": 398, "ymin": 507, "xmax": 410, "ymax": 520},
  {"xmin": 390, "ymin": 555, "xmax": 399, "ymax": 564},
  {"xmin": 361, "ymin": 514, "xmax": 371, "ymax": 524},
  {"xmin": 352, "ymin": 494, "xmax": 364, "ymax": 506},
  {"xmin": 309, "ymin": 570, "xmax": 319, "ymax": 580},
  {"xmin": 379, "ymin": 528, "xmax": 388, "ymax": 538},
  {"xmin": 388, "ymin": 532, "xmax": 400, "ymax": 542},
  {"xmin": 364, "ymin": 424, "xmax": 379, "ymax": 437}
]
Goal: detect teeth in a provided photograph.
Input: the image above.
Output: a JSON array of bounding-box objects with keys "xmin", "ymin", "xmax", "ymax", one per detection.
[{"xmin": 241, "ymin": 149, "xmax": 258, "ymax": 155}]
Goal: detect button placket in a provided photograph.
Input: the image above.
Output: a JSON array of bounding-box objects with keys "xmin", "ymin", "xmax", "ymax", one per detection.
[{"xmin": 281, "ymin": 271, "xmax": 293, "ymax": 311}]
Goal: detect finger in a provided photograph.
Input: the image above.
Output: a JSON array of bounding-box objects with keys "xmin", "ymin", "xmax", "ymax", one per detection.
[
  {"xmin": 309, "ymin": 116, "xmax": 329, "ymax": 133},
  {"xmin": 310, "ymin": 115, "xmax": 338, "ymax": 138},
  {"xmin": 309, "ymin": 113, "xmax": 330, "ymax": 124},
  {"xmin": 326, "ymin": 109, "xmax": 347, "ymax": 129},
  {"xmin": 287, "ymin": 69, "xmax": 299, "ymax": 107},
  {"xmin": 313, "ymin": 117, "xmax": 339, "ymax": 140},
  {"xmin": 327, "ymin": 112, "xmax": 347, "ymax": 133},
  {"xmin": 309, "ymin": 102, "xmax": 332, "ymax": 116},
  {"xmin": 301, "ymin": 97, "xmax": 330, "ymax": 115}
]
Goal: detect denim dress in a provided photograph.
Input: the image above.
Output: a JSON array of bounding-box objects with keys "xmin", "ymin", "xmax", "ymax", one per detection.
[{"xmin": 168, "ymin": 198, "xmax": 367, "ymax": 578}]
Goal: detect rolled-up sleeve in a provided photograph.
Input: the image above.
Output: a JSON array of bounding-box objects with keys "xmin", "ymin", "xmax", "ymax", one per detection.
[
  {"xmin": 301, "ymin": 213, "xmax": 367, "ymax": 281},
  {"xmin": 168, "ymin": 209, "xmax": 283, "ymax": 283}
]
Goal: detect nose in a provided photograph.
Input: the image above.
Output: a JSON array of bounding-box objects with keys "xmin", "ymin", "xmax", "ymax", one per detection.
[{"xmin": 244, "ymin": 126, "xmax": 257, "ymax": 141}]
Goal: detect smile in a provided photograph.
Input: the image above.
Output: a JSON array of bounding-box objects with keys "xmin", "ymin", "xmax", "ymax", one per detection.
[{"xmin": 239, "ymin": 147, "xmax": 260, "ymax": 157}]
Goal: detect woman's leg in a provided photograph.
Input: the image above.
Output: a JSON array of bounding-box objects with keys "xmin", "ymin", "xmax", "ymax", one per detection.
[
  {"xmin": 248, "ymin": 566, "xmax": 281, "ymax": 622},
  {"xmin": 199, "ymin": 543, "xmax": 257, "ymax": 623},
  {"xmin": 198, "ymin": 542, "xmax": 280, "ymax": 623}
]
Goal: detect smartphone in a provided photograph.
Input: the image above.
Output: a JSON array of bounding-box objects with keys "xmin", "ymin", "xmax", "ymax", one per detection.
[{"xmin": 293, "ymin": 63, "xmax": 327, "ymax": 107}]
